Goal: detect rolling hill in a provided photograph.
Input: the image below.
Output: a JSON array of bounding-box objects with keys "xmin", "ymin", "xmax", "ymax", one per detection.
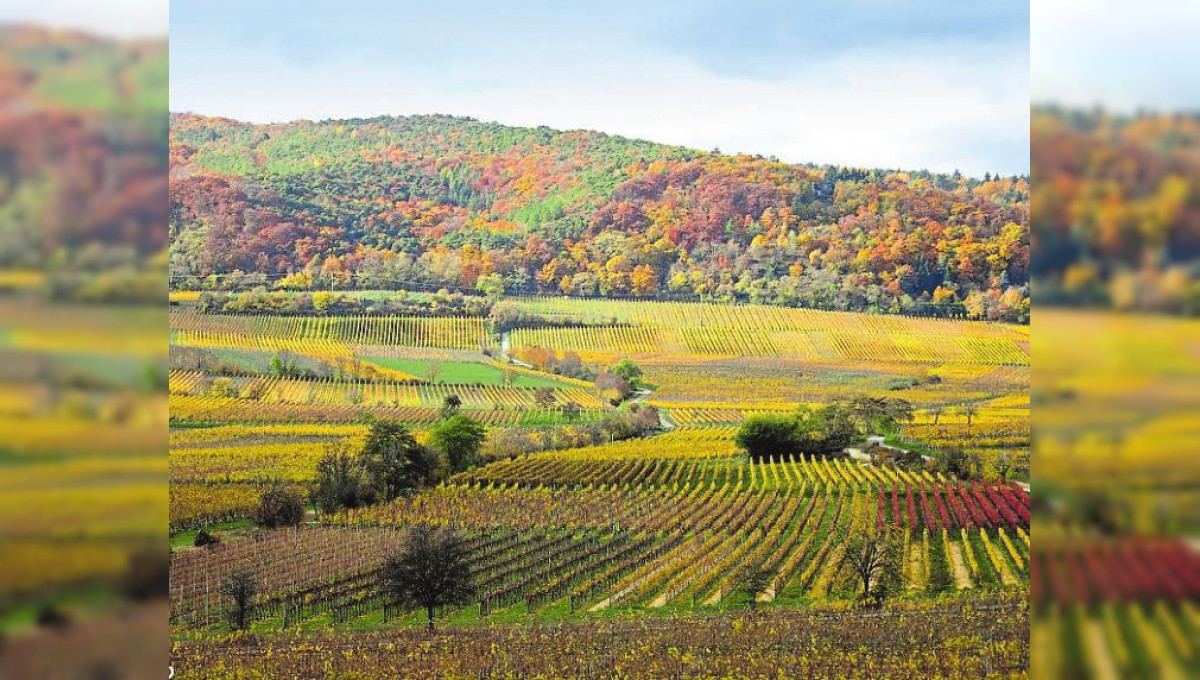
[{"xmin": 169, "ymin": 112, "xmax": 1029, "ymax": 322}]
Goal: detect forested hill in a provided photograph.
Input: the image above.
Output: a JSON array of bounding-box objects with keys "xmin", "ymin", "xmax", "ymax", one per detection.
[
  {"xmin": 169, "ymin": 113, "xmax": 1030, "ymax": 322},
  {"xmin": 1032, "ymin": 107, "xmax": 1200, "ymax": 313},
  {"xmin": 0, "ymin": 27, "xmax": 167, "ymax": 286}
]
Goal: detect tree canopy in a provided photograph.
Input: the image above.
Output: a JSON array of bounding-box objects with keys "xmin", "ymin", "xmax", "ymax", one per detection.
[
  {"xmin": 360, "ymin": 420, "xmax": 444, "ymax": 501},
  {"xmin": 254, "ymin": 487, "xmax": 305, "ymax": 529},
  {"xmin": 429, "ymin": 414, "xmax": 487, "ymax": 473},
  {"xmin": 735, "ymin": 397, "xmax": 912, "ymax": 461},
  {"xmin": 169, "ymin": 113, "xmax": 1030, "ymax": 321},
  {"xmin": 734, "ymin": 414, "xmax": 806, "ymax": 462},
  {"xmin": 379, "ymin": 525, "xmax": 476, "ymax": 632}
]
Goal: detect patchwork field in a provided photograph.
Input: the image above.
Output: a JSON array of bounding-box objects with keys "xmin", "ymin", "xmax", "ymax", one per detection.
[
  {"xmin": 168, "ymin": 295, "xmax": 1030, "ymax": 676},
  {"xmin": 1030, "ymin": 310, "xmax": 1200, "ymax": 680}
]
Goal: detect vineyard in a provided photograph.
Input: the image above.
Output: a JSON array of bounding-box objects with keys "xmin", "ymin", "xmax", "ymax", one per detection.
[
  {"xmin": 168, "ymin": 294, "xmax": 1032, "ymax": 677},
  {"xmin": 171, "ymin": 310, "xmax": 488, "ymax": 351},
  {"xmin": 1030, "ymin": 536, "xmax": 1200, "ymax": 679},
  {"xmin": 171, "ymin": 593, "xmax": 1028, "ymax": 679},
  {"xmin": 170, "ymin": 468, "xmax": 1031, "ymax": 632},
  {"xmin": 509, "ymin": 305, "xmax": 1029, "ymax": 364}
]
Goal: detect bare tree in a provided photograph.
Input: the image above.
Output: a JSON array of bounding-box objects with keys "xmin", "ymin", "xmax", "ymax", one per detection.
[
  {"xmin": 533, "ymin": 386, "xmax": 556, "ymax": 409},
  {"xmin": 961, "ymin": 405, "xmax": 978, "ymax": 434},
  {"xmin": 220, "ymin": 570, "xmax": 258, "ymax": 631},
  {"xmin": 930, "ymin": 406, "xmax": 944, "ymax": 427},
  {"xmin": 992, "ymin": 452, "xmax": 1013, "ymax": 482},
  {"xmin": 835, "ymin": 523, "xmax": 903, "ymax": 607},
  {"xmin": 426, "ymin": 362, "xmax": 443, "ymax": 384},
  {"xmin": 379, "ymin": 526, "xmax": 476, "ymax": 632}
]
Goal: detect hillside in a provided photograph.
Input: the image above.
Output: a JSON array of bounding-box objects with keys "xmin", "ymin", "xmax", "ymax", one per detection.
[
  {"xmin": 1032, "ymin": 106, "xmax": 1200, "ymax": 312},
  {"xmin": 168, "ymin": 113, "xmax": 1030, "ymax": 322},
  {"xmin": 0, "ymin": 27, "xmax": 168, "ymax": 276}
]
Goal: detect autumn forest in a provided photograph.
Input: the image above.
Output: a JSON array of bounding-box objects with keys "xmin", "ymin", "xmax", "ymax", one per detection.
[{"xmin": 169, "ymin": 113, "xmax": 1030, "ymax": 322}]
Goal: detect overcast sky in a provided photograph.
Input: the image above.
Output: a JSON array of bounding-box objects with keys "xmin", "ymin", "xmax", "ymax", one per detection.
[
  {"xmin": 1033, "ymin": 0, "xmax": 1200, "ymax": 113},
  {"xmin": 165, "ymin": 0, "xmax": 1029, "ymax": 177},
  {"xmin": 2, "ymin": 0, "xmax": 166, "ymax": 38}
]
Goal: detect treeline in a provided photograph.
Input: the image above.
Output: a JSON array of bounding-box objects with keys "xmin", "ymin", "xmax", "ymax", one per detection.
[
  {"xmin": 1, "ymin": 28, "xmax": 167, "ymax": 304},
  {"xmin": 169, "ymin": 113, "xmax": 1030, "ymax": 323},
  {"xmin": 1032, "ymin": 107, "xmax": 1200, "ymax": 314},
  {"xmin": 194, "ymin": 289, "xmax": 491, "ymax": 317},
  {"xmin": 484, "ymin": 405, "xmax": 661, "ymax": 462}
]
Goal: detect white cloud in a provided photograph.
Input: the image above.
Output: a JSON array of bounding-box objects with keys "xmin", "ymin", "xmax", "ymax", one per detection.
[
  {"xmin": 2, "ymin": 0, "xmax": 167, "ymax": 39},
  {"xmin": 173, "ymin": 38, "xmax": 1027, "ymax": 176},
  {"xmin": 1033, "ymin": 0, "xmax": 1200, "ymax": 111}
]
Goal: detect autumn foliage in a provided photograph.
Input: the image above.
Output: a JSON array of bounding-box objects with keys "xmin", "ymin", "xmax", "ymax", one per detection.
[{"xmin": 169, "ymin": 113, "xmax": 1030, "ymax": 321}]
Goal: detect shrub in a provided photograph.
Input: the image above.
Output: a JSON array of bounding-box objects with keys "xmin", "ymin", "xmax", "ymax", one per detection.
[
  {"xmin": 255, "ymin": 487, "xmax": 305, "ymax": 529},
  {"xmin": 430, "ymin": 414, "xmax": 487, "ymax": 472},
  {"xmin": 736, "ymin": 415, "xmax": 804, "ymax": 462},
  {"xmin": 123, "ymin": 545, "xmax": 169, "ymax": 601},
  {"xmin": 194, "ymin": 529, "xmax": 221, "ymax": 548}
]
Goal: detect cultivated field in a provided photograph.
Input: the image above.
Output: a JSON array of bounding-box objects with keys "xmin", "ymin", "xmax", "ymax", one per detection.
[
  {"xmin": 168, "ymin": 295, "xmax": 1031, "ymax": 677},
  {"xmin": 1030, "ymin": 310, "xmax": 1200, "ymax": 680}
]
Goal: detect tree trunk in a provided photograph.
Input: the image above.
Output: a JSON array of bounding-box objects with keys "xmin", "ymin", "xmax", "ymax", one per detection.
[{"xmin": 426, "ymin": 605, "xmax": 435, "ymax": 632}]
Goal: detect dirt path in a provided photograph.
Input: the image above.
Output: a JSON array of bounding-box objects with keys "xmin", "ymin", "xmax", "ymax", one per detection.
[
  {"xmin": 703, "ymin": 589, "xmax": 722, "ymax": 606},
  {"xmin": 649, "ymin": 593, "xmax": 670, "ymax": 608},
  {"xmin": 947, "ymin": 542, "xmax": 973, "ymax": 590},
  {"xmin": 588, "ymin": 597, "xmax": 611, "ymax": 612}
]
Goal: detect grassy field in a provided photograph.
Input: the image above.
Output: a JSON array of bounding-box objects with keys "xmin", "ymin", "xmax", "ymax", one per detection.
[{"xmin": 361, "ymin": 357, "xmax": 569, "ymax": 388}]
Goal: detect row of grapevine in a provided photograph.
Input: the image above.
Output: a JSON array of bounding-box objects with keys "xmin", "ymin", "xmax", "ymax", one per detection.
[
  {"xmin": 458, "ymin": 453, "xmax": 952, "ymax": 494},
  {"xmin": 169, "ymin": 370, "xmax": 608, "ymax": 410},
  {"xmin": 171, "ymin": 310, "xmax": 487, "ymax": 350},
  {"xmin": 170, "ymin": 394, "xmax": 605, "ymax": 426},
  {"xmin": 1031, "ymin": 537, "xmax": 1200, "ymax": 608},
  {"xmin": 877, "ymin": 482, "xmax": 1030, "ymax": 531}
]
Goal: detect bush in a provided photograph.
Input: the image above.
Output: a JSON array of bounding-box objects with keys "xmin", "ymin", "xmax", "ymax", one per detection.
[
  {"xmin": 735, "ymin": 415, "xmax": 804, "ymax": 462},
  {"xmin": 194, "ymin": 529, "xmax": 221, "ymax": 548},
  {"xmin": 608, "ymin": 358, "xmax": 643, "ymax": 387},
  {"xmin": 595, "ymin": 371, "xmax": 632, "ymax": 404},
  {"xmin": 255, "ymin": 488, "xmax": 305, "ymax": 529},
  {"xmin": 430, "ymin": 414, "xmax": 487, "ymax": 472},
  {"xmin": 35, "ymin": 605, "xmax": 71, "ymax": 629},
  {"xmin": 123, "ymin": 545, "xmax": 169, "ymax": 601}
]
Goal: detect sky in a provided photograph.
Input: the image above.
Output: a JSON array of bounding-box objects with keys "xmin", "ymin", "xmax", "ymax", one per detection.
[
  {"xmin": 166, "ymin": 0, "xmax": 1029, "ymax": 177},
  {"xmin": 15, "ymin": 2, "xmax": 1200, "ymax": 175},
  {"xmin": 1, "ymin": 0, "xmax": 167, "ymax": 38},
  {"xmin": 1033, "ymin": 0, "xmax": 1200, "ymax": 113}
]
